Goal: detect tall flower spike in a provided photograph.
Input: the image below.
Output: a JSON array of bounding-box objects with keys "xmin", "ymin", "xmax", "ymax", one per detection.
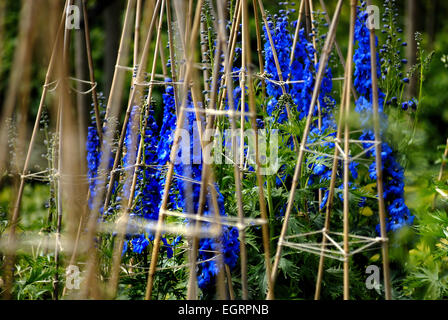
[
  {"xmin": 86, "ymin": 120, "xmax": 100, "ymax": 209},
  {"xmin": 353, "ymin": 1, "xmax": 414, "ymax": 232}
]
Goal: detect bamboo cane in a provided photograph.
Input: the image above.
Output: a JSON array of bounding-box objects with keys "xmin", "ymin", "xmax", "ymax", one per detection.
[
  {"xmin": 67, "ymin": 0, "xmax": 140, "ymax": 299},
  {"xmin": 200, "ymin": 19, "xmax": 210, "ymax": 105},
  {"xmin": 63, "ymin": 0, "xmax": 135, "ymax": 300},
  {"xmin": 255, "ymin": 0, "xmax": 298, "ymax": 153},
  {"xmin": 314, "ymin": 43, "xmax": 350, "ymax": 300},
  {"xmin": 54, "ymin": 0, "xmax": 74, "ymax": 300},
  {"xmin": 225, "ymin": 264, "xmax": 236, "ymax": 299},
  {"xmin": 244, "ymin": 0, "xmax": 273, "ymax": 301},
  {"xmin": 239, "ymin": 0, "xmax": 246, "ymax": 176},
  {"xmin": 134, "ymin": 0, "xmax": 142, "ymax": 67},
  {"xmin": 181, "ymin": 3, "xmax": 229, "ymax": 295},
  {"xmin": 61, "ymin": 1, "xmax": 105, "ymax": 295},
  {"xmin": 289, "ymin": 0, "xmax": 305, "ymax": 76},
  {"xmin": 307, "ymin": 0, "xmax": 324, "ymax": 208},
  {"xmin": 0, "ymin": 0, "xmax": 38, "ymax": 174},
  {"xmin": 185, "ymin": 0, "xmax": 193, "ymax": 48},
  {"xmin": 82, "ymin": 0, "xmax": 102, "ymax": 142},
  {"xmin": 166, "ymin": 0, "xmax": 181, "ymax": 117},
  {"xmin": 104, "ymin": 0, "xmax": 136, "ymax": 122},
  {"xmin": 1, "ymin": 0, "xmax": 69, "ymax": 300},
  {"xmin": 255, "ymin": 0, "xmax": 290, "ymax": 120},
  {"xmin": 188, "ymin": 70, "xmax": 227, "ymax": 300},
  {"xmin": 108, "ymin": 0, "xmax": 166, "ymax": 298},
  {"xmin": 304, "ymin": 0, "xmax": 311, "ymax": 39},
  {"xmin": 252, "ymin": 0, "xmax": 265, "ymax": 107},
  {"xmin": 313, "ymin": 21, "xmax": 353, "ymax": 296},
  {"xmin": 367, "ymin": 0, "xmax": 392, "ymax": 300},
  {"xmin": 216, "ymin": 0, "xmax": 241, "ymax": 113},
  {"xmin": 184, "ymin": 0, "xmax": 230, "ymax": 299},
  {"xmin": 342, "ymin": 0, "xmax": 357, "ymax": 300},
  {"xmin": 189, "ymin": 1, "xmax": 243, "ymax": 299},
  {"xmin": 218, "ymin": 0, "xmax": 249, "ymax": 300}
]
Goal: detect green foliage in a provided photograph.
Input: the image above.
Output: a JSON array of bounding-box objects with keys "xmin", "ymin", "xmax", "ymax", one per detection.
[
  {"xmin": 13, "ymin": 254, "xmax": 57, "ymax": 300},
  {"xmin": 402, "ymin": 210, "xmax": 448, "ymax": 299}
]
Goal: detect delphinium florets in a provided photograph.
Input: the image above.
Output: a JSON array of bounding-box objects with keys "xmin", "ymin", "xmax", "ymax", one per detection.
[
  {"xmin": 119, "ymin": 96, "xmax": 175, "ymax": 255},
  {"xmin": 353, "ymin": 1, "xmax": 414, "ymax": 232},
  {"xmin": 158, "ymin": 79, "xmax": 240, "ymax": 289},
  {"xmin": 263, "ymin": 6, "xmax": 337, "ymax": 211},
  {"xmin": 380, "ymin": 0, "xmax": 420, "ymax": 114},
  {"xmin": 86, "ymin": 96, "xmax": 106, "ymax": 210}
]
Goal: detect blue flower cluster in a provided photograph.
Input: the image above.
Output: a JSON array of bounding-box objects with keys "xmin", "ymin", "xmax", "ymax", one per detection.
[
  {"xmin": 158, "ymin": 82, "xmax": 240, "ymax": 289},
  {"xmin": 263, "ymin": 11, "xmax": 335, "ymax": 124},
  {"xmin": 264, "ymin": 15, "xmax": 292, "ymax": 123},
  {"xmin": 86, "ymin": 114, "xmax": 100, "ymax": 209},
  {"xmin": 196, "ymin": 189, "xmax": 240, "ymax": 289},
  {"xmin": 263, "ymin": 9, "xmax": 337, "ymax": 205},
  {"xmin": 134, "ymin": 106, "xmax": 160, "ymax": 222},
  {"xmin": 86, "ymin": 95, "xmax": 116, "ymax": 214},
  {"xmin": 261, "ymin": 3, "xmax": 413, "ymax": 233},
  {"xmin": 86, "ymin": 95, "xmax": 114, "ymax": 212},
  {"xmin": 122, "ymin": 106, "xmax": 140, "ymax": 200},
  {"xmin": 156, "ymin": 80, "xmax": 180, "ymax": 211},
  {"xmin": 121, "ymin": 104, "xmax": 161, "ymax": 254},
  {"xmin": 353, "ymin": 1, "xmax": 414, "ymax": 232},
  {"xmin": 117, "ymin": 94, "xmax": 181, "ymax": 256}
]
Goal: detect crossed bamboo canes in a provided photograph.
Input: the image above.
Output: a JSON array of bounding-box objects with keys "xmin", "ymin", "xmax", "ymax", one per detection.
[
  {"xmin": 2, "ymin": 0, "xmax": 395, "ymax": 301},
  {"xmin": 2, "ymin": 1, "xmax": 71, "ymax": 299},
  {"xmin": 3, "ymin": 0, "xmax": 196, "ymax": 299},
  {"xmin": 75, "ymin": 0, "xmax": 138, "ymax": 299},
  {"xmin": 92, "ymin": 0, "xmax": 229, "ymax": 299},
  {"xmin": 63, "ymin": 0, "xmax": 138, "ymax": 298},
  {"xmin": 72, "ymin": 0, "xmax": 249, "ymax": 299},
  {"xmin": 144, "ymin": 0, "xmax": 275, "ymax": 300},
  {"xmin": 244, "ymin": 0, "xmax": 273, "ymax": 300},
  {"xmin": 1, "ymin": 0, "xmax": 111, "ymax": 299},
  {"xmin": 185, "ymin": 1, "xmax": 231, "ymax": 299},
  {"xmin": 54, "ymin": 0, "xmax": 73, "ymax": 300},
  {"xmin": 268, "ymin": 0, "xmax": 344, "ymax": 297},
  {"xmin": 143, "ymin": 0, "xmax": 206, "ymax": 299},
  {"xmin": 77, "ymin": 0, "xmax": 157, "ymax": 299},
  {"xmin": 2, "ymin": 0, "xmax": 139, "ymax": 299},
  {"xmin": 107, "ymin": 0, "xmax": 167, "ymax": 298},
  {"xmin": 143, "ymin": 0, "xmax": 228, "ymax": 300},
  {"xmin": 268, "ymin": 0, "xmax": 392, "ymax": 300}
]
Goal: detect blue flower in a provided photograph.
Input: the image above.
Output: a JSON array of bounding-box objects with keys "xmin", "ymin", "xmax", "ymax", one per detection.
[
  {"xmin": 349, "ymin": 161, "xmax": 360, "ymax": 179},
  {"xmin": 131, "ymin": 234, "xmax": 149, "ymax": 254}
]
